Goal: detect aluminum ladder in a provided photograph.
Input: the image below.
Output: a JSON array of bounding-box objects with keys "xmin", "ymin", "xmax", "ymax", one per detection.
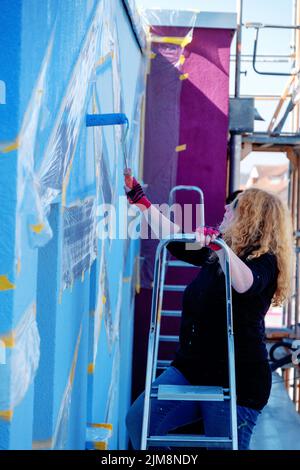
[
  {"xmin": 157, "ymin": 185, "xmax": 205, "ymax": 372},
  {"xmin": 141, "ymin": 233, "xmax": 238, "ymax": 450}
]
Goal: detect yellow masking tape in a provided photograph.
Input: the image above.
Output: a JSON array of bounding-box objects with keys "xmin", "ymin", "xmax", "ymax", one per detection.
[
  {"xmin": 95, "ymin": 51, "xmax": 114, "ymax": 69},
  {"xmin": 176, "ymin": 144, "xmax": 187, "ymax": 152},
  {"xmin": 1, "ymin": 334, "xmax": 15, "ymax": 348},
  {"xmin": 150, "ymin": 52, "xmax": 156, "ymax": 59},
  {"xmin": 88, "ymin": 423, "xmax": 113, "ymax": 430},
  {"xmin": 0, "ymin": 410, "xmax": 14, "ymax": 422},
  {"xmin": 0, "ymin": 275, "xmax": 16, "ymax": 291},
  {"xmin": 102, "ymin": 295, "xmax": 106, "ymax": 305},
  {"xmin": 17, "ymin": 258, "xmax": 21, "ymax": 275},
  {"xmin": 94, "ymin": 441, "xmax": 107, "ymax": 450},
  {"xmin": 2, "ymin": 139, "xmax": 20, "ymax": 154},
  {"xmin": 87, "ymin": 363, "xmax": 95, "ymax": 374},
  {"xmin": 179, "ymin": 73, "xmax": 189, "ymax": 81},
  {"xmin": 151, "ymin": 35, "xmax": 192, "ymax": 48},
  {"xmin": 32, "ymin": 439, "xmax": 53, "ymax": 450},
  {"xmin": 179, "ymin": 54, "xmax": 186, "ymax": 65},
  {"xmin": 30, "ymin": 223, "xmax": 44, "ymax": 234}
]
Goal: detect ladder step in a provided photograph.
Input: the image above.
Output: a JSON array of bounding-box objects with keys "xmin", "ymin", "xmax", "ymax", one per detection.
[
  {"xmin": 167, "ymin": 260, "xmax": 195, "ymax": 268},
  {"xmin": 163, "ymin": 285, "xmax": 186, "ymax": 292},
  {"xmin": 157, "ymin": 384, "xmax": 225, "ymax": 401},
  {"xmin": 161, "ymin": 310, "xmax": 182, "ymax": 317},
  {"xmin": 147, "ymin": 435, "xmax": 232, "ymax": 448},
  {"xmin": 159, "ymin": 335, "xmax": 179, "ymax": 342},
  {"xmin": 157, "ymin": 359, "xmax": 172, "ymax": 368}
]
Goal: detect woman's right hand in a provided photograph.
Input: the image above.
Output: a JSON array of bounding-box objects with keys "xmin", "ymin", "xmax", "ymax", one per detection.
[
  {"xmin": 195, "ymin": 226, "xmax": 222, "ymax": 251},
  {"xmin": 123, "ymin": 168, "xmax": 151, "ymax": 211}
]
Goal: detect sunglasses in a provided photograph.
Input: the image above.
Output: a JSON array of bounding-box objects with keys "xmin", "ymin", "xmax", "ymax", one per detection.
[{"xmin": 232, "ymin": 198, "xmax": 239, "ymax": 210}]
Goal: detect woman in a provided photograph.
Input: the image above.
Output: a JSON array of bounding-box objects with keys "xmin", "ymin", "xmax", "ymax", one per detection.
[{"xmin": 124, "ymin": 170, "xmax": 293, "ymax": 450}]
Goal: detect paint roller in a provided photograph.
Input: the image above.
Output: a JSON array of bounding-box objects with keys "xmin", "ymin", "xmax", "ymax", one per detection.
[{"xmin": 86, "ymin": 113, "xmax": 129, "ymax": 170}]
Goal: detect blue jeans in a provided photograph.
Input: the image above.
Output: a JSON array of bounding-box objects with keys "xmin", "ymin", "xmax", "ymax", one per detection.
[{"xmin": 126, "ymin": 366, "xmax": 261, "ymax": 450}]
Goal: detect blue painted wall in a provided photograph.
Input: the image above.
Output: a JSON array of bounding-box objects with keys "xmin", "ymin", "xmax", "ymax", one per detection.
[{"xmin": 0, "ymin": 0, "xmax": 145, "ymax": 450}]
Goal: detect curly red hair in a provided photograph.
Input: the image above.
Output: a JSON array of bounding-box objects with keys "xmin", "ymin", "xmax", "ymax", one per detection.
[{"xmin": 222, "ymin": 188, "xmax": 294, "ymax": 306}]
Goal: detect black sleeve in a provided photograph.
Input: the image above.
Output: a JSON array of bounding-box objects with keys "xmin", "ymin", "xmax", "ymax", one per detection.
[
  {"xmin": 240, "ymin": 253, "xmax": 278, "ymax": 296},
  {"xmin": 166, "ymin": 241, "xmax": 211, "ymax": 267}
]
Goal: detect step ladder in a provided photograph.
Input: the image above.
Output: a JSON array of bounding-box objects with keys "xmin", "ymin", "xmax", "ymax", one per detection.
[
  {"xmin": 141, "ymin": 233, "xmax": 238, "ymax": 450},
  {"xmin": 156, "ymin": 185, "xmax": 205, "ymax": 373}
]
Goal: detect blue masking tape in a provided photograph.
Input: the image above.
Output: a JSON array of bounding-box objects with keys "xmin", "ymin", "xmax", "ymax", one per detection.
[{"xmin": 86, "ymin": 113, "xmax": 129, "ymax": 127}]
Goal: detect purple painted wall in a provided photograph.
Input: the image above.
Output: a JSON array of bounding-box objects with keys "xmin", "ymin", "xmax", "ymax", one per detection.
[
  {"xmin": 132, "ymin": 25, "xmax": 234, "ymax": 400},
  {"xmin": 177, "ymin": 27, "xmax": 233, "ymax": 224}
]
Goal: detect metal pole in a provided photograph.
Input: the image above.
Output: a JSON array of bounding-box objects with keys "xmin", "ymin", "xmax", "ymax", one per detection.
[
  {"xmin": 235, "ymin": 0, "xmax": 243, "ymax": 98},
  {"xmin": 229, "ymin": 0, "xmax": 243, "ymax": 194},
  {"xmin": 229, "ymin": 134, "xmax": 242, "ymax": 193}
]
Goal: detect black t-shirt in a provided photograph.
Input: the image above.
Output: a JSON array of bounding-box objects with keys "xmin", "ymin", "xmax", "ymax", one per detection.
[{"xmin": 166, "ymin": 241, "xmax": 278, "ymax": 410}]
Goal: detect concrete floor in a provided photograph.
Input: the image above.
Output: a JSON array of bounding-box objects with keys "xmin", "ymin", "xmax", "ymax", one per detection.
[{"xmin": 251, "ymin": 372, "xmax": 300, "ymax": 450}]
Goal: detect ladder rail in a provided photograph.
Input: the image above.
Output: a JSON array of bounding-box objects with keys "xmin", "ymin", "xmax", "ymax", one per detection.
[
  {"xmin": 222, "ymin": 239, "xmax": 238, "ymax": 450},
  {"xmin": 168, "ymin": 185, "xmax": 205, "ymax": 229},
  {"xmin": 152, "ymin": 247, "xmax": 167, "ymax": 380},
  {"xmin": 140, "ymin": 234, "xmax": 238, "ymax": 450}
]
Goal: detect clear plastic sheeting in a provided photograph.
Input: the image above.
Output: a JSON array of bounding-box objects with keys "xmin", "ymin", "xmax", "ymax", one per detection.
[
  {"xmin": 104, "ymin": 343, "xmax": 120, "ymax": 424},
  {"xmin": 15, "ymin": 31, "xmax": 55, "ymax": 253},
  {"xmin": 94, "ymin": 252, "xmax": 123, "ymax": 355},
  {"xmin": 62, "ymin": 197, "xmax": 97, "ymax": 290},
  {"xmin": 0, "ymin": 303, "xmax": 40, "ymax": 411},
  {"xmin": 38, "ymin": 1, "xmax": 105, "ymax": 212},
  {"xmin": 142, "ymin": 9, "xmax": 198, "ymax": 26},
  {"xmin": 123, "ymin": 0, "xmax": 147, "ymax": 51},
  {"xmin": 52, "ymin": 324, "xmax": 82, "ymax": 450}
]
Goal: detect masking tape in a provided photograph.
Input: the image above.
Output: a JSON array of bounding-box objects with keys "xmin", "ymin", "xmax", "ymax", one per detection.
[
  {"xmin": 151, "ymin": 35, "xmax": 192, "ymax": 48},
  {"xmin": 179, "ymin": 73, "xmax": 189, "ymax": 81},
  {"xmin": 0, "ymin": 334, "xmax": 15, "ymax": 348},
  {"xmin": 87, "ymin": 363, "xmax": 95, "ymax": 374},
  {"xmin": 88, "ymin": 423, "xmax": 113, "ymax": 430},
  {"xmin": 0, "ymin": 275, "xmax": 16, "ymax": 291},
  {"xmin": 32, "ymin": 438, "xmax": 53, "ymax": 450},
  {"xmin": 150, "ymin": 52, "xmax": 156, "ymax": 59},
  {"xmin": 2, "ymin": 139, "xmax": 20, "ymax": 154},
  {"xmin": 95, "ymin": 51, "xmax": 113, "ymax": 69},
  {"xmin": 17, "ymin": 258, "xmax": 21, "ymax": 275},
  {"xmin": 179, "ymin": 54, "xmax": 186, "ymax": 65},
  {"xmin": 93, "ymin": 442, "xmax": 107, "ymax": 450},
  {"xmin": 0, "ymin": 410, "xmax": 14, "ymax": 422},
  {"xmin": 30, "ymin": 223, "xmax": 45, "ymax": 234},
  {"xmin": 176, "ymin": 144, "xmax": 187, "ymax": 152}
]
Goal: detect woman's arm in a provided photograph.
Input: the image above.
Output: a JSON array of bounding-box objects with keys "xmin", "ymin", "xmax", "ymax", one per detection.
[
  {"xmin": 142, "ymin": 204, "xmax": 181, "ymax": 239},
  {"xmin": 216, "ymin": 246, "xmax": 254, "ymax": 294},
  {"xmin": 124, "ymin": 169, "xmax": 181, "ymax": 239}
]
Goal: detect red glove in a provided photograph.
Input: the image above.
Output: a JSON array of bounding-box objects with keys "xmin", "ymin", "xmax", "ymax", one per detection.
[
  {"xmin": 124, "ymin": 169, "xmax": 151, "ymax": 211},
  {"xmin": 196, "ymin": 226, "xmax": 222, "ymax": 251}
]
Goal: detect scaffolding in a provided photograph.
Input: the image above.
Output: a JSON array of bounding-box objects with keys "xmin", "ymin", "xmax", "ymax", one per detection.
[{"xmin": 229, "ymin": 0, "xmax": 300, "ymax": 413}]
